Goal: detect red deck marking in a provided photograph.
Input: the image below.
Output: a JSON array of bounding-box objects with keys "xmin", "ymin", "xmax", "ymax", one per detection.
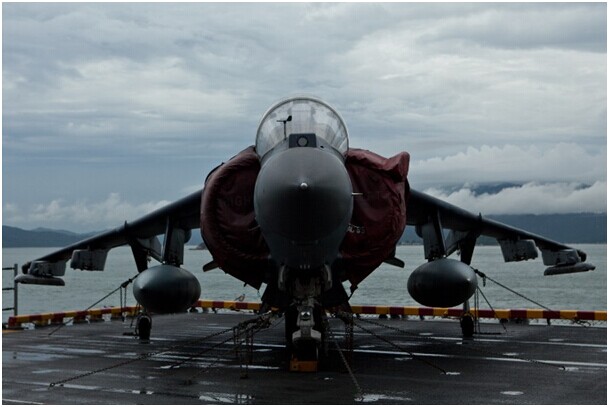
[
  {"xmin": 475, "ymin": 309, "xmax": 496, "ymax": 318},
  {"xmin": 576, "ymin": 311, "xmax": 595, "ymax": 320},
  {"xmin": 510, "ymin": 309, "xmax": 528, "ymax": 319},
  {"xmin": 359, "ymin": 306, "xmax": 378, "ymax": 314},
  {"xmin": 389, "ymin": 306, "xmax": 404, "ymax": 315},
  {"xmin": 418, "ymin": 307, "xmax": 434, "ymax": 316}
]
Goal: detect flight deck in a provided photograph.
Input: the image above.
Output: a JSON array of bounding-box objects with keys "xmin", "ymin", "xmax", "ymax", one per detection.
[{"xmin": 3, "ymin": 310, "xmax": 606, "ymax": 404}]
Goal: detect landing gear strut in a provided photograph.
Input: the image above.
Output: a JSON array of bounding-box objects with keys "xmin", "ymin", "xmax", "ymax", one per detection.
[{"xmin": 285, "ymin": 304, "xmax": 324, "ymax": 371}]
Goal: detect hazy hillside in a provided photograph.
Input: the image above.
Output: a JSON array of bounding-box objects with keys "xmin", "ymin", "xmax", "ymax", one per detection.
[
  {"xmin": 399, "ymin": 213, "xmax": 606, "ymax": 244},
  {"xmin": 2, "ymin": 225, "xmax": 203, "ymax": 248},
  {"xmin": 3, "ymin": 213, "xmax": 606, "ymax": 248},
  {"xmin": 487, "ymin": 213, "xmax": 606, "ymax": 244},
  {"xmin": 2, "ymin": 226, "xmax": 98, "ymax": 248}
]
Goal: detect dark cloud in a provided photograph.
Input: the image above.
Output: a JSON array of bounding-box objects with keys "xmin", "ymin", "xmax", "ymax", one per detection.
[{"xmin": 3, "ymin": 3, "xmax": 606, "ymax": 230}]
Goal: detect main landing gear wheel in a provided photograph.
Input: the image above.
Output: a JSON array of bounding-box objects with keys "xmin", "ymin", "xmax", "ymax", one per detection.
[
  {"xmin": 136, "ymin": 314, "xmax": 152, "ymax": 341},
  {"xmin": 460, "ymin": 314, "xmax": 474, "ymax": 338}
]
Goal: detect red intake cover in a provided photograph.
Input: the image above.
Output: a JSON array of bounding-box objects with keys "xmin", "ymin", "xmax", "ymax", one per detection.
[
  {"xmin": 341, "ymin": 148, "xmax": 410, "ymax": 289},
  {"xmin": 200, "ymin": 146, "xmax": 269, "ymax": 289},
  {"xmin": 200, "ymin": 146, "xmax": 410, "ymax": 291}
]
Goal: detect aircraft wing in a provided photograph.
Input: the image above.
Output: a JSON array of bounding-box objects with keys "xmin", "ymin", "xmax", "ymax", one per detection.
[
  {"xmin": 20, "ymin": 190, "xmax": 203, "ymax": 280},
  {"xmin": 406, "ymin": 189, "xmax": 595, "ymax": 275},
  {"xmin": 19, "ymin": 183, "xmax": 595, "ymax": 283}
]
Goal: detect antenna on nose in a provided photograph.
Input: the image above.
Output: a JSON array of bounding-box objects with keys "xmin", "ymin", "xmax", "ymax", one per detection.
[{"xmin": 277, "ymin": 115, "xmax": 292, "ymax": 139}]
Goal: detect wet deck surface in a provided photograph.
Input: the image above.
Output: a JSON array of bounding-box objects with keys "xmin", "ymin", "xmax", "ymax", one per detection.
[{"xmin": 3, "ymin": 311, "xmax": 607, "ymax": 404}]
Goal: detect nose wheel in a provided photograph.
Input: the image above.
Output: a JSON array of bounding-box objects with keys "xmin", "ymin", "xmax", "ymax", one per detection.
[{"xmin": 285, "ymin": 304, "xmax": 324, "ymax": 372}]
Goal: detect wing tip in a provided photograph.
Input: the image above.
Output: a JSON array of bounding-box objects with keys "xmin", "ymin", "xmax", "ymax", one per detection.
[{"xmin": 544, "ymin": 262, "xmax": 596, "ymax": 276}]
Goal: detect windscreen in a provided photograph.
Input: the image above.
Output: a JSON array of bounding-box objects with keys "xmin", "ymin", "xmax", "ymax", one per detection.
[{"xmin": 255, "ymin": 96, "xmax": 349, "ymax": 158}]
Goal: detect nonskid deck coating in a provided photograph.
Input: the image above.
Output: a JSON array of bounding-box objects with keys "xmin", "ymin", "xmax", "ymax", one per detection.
[{"xmin": 2, "ymin": 312, "xmax": 607, "ymax": 404}]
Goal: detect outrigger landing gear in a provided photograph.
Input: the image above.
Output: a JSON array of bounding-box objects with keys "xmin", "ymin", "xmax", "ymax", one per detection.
[
  {"xmin": 136, "ymin": 313, "xmax": 152, "ymax": 341},
  {"xmin": 460, "ymin": 314, "xmax": 474, "ymax": 338},
  {"xmin": 460, "ymin": 300, "xmax": 474, "ymax": 338}
]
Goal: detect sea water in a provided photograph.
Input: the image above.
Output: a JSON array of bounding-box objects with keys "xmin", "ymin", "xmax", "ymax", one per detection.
[{"xmin": 2, "ymin": 244, "xmax": 606, "ymax": 321}]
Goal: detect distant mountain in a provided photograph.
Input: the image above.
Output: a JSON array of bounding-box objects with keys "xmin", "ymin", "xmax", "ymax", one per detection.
[
  {"xmin": 399, "ymin": 213, "xmax": 606, "ymax": 245},
  {"xmin": 431, "ymin": 182, "xmax": 523, "ymax": 196},
  {"xmin": 2, "ymin": 226, "xmax": 98, "ymax": 248},
  {"xmin": 2, "ymin": 225, "xmax": 204, "ymax": 248},
  {"xmin": 3, "ymin": 213, "xmax": 606, "ymax": 248},
  {"xmin": 32, "ymin": 227, "xmax": 84, "ymax": 236},
  {"xmin": 487, "ymin": 213, "xmax": 606, "ymax": 244}
]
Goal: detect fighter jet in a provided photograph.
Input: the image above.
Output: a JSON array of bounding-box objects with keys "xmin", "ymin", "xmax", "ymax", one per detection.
[{"xmin": 18, "ymin": 96, "xmax": 595, "ymax": 361}]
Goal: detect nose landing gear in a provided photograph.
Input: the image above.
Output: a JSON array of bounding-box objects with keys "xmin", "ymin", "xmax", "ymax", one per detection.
[{"xmin": 286, "ymin": 302, "xmax": 325, "ymax": 372}]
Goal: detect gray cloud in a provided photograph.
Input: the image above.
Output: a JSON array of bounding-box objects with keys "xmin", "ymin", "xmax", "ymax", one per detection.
[
  {"xmin": 418, "ymin": 3, "xmax": 606, "ymax": 52},
  {"xmin": 4, "ymin": 193, "xmax": 171, "ymax": 231},
  {"xmin": 424, "ymin": 181, "xmax": 606, "ymax": 215},
  {"xmin": 410, "ymin": 143, "xmax": 606, "ymax": 188},
  {"xmin": 3, "ymin": 3, "xmax": 606, "ymax": 231}
]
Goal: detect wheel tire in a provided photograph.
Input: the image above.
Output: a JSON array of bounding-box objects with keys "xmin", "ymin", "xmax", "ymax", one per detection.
[
  {"xmin": 138, "ymin": 315, "xmax": 152, "ymax": 340},
  {"xmin": 460, "ymin": 315, "xmax": 474, "ymax": 338}
]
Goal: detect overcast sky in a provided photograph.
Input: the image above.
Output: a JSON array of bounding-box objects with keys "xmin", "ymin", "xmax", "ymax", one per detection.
[{"xmin": 3, "ymin": 3, "xmax": 607, "ymax": 232}]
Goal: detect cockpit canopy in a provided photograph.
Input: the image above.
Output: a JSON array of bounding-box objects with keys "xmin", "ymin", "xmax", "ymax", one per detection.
[{"xmin": 255, "ymin": 96, "xmax": 349, "ymax": 159}]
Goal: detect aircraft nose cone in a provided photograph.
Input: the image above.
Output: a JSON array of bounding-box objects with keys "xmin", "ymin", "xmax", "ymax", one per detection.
[{"xmin": 254, "ymin": 148, "xmax": 353, "ymax": 242}]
